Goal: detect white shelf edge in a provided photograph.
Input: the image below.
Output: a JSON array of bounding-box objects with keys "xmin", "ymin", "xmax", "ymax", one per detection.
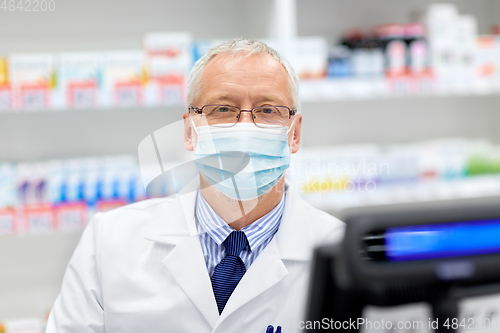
[{"xmin": 299, "ymin": 78, "xmax": 500, "ymax": 102}]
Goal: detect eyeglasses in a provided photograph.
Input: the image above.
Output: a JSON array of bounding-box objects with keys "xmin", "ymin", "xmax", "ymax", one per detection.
[{"xmin": 188, "ymin": 104, "xmax": 296, "ymax": 128}]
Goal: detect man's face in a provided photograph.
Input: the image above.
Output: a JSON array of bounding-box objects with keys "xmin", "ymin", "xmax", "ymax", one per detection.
[{"xmin": 184, "ymin": 53, "xmax": 302, "ymax": 153}]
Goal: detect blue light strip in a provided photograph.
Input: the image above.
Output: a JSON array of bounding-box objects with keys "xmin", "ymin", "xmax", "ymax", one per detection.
[{"xmin": 385, "ymin": 218, "xmax": 500, "ymax": 261}]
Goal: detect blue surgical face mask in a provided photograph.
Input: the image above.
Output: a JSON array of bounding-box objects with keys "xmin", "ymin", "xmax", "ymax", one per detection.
[{"xmin": 193, "ymin": 121, "xmax": 293, "ymax": 200}]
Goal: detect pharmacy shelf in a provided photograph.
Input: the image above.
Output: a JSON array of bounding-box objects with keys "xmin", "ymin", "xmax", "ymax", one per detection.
[{"xmin": 301, "ymin": 175, "xmax": 500, "ymax": 215}]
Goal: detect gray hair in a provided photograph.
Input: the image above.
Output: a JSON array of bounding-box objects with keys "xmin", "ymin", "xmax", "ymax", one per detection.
[{"xmin": 186, "ymin": 38, "xmax": 299, "ymax": 110}]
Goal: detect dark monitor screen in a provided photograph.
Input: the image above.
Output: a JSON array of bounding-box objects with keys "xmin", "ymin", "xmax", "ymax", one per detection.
[{"xmin": 385, "ymin": 218, "xmax": 500, "ymax": 262}]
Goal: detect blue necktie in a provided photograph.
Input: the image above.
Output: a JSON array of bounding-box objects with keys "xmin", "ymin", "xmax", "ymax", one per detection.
[{"xmin": 211, "ymin": 230, "xmax": 248, "ymax": 315}]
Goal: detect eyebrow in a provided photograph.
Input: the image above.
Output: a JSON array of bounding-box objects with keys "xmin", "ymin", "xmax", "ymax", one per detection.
[
  {"xmin": 205, "ymin": 94, "xmax": 233, "ymax": 104},
  {"xmin": 255, "ymin": 96, "xmax": 284, "ymax": 104},
  {"xmin": 206, "ymin": 94, "xmax": 285, "ymax": 105}
]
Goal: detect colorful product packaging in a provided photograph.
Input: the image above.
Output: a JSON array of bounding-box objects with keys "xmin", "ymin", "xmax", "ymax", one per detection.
[
  {"xmin": 53, "ymin": 52, "xmax": 103, "ymax": 109},
  {"xmin": 8, "ymin": 53, "xmax": 54, "ymax": 110},
  {"xmin": 455, "ymin": 15, "xmax": 478, "ymax": 82},
  {"xmin": 101, "ymin": 51, "xmax": 145, "ymax": 107},
  {"xmin": 0, "ymin": 85, "xmax": 11, "ymax": 111},
  {"xmin": 288, "ymin": 37, "xmax": 329, "ymax": 80},
  {"xmin": 0, "ymin": 162, "xmax": 17, "ymax": 208},
  {"xmin": 0, "ymin": 155, "xmax": 143, "ymax": 237},
  {"xmin": 327, "ymin": 45, "xmax": 353, "ymax": 78},
  {"xmin": 0, "ymin": 162, "xmax": 17, "ymax": 235},
  {"xmin": 192, "ymin": 39, "xmax": 223, "ymax": 64},
  {"xmin": 16, "ymin": 162, "xmax": 55, "ymax": 234},
  {"xmin": 421, "ymin": 4, "xmax": 460, "ymax": 83},
  {"xmin": 0, "ymin": 206, "xmax": 16, "ymax": 235},
  {"xmin": 339, "ymin": 30, "xmax": 385, "ymax": 78},
  {"xmin": 404, "ymin": 23, "xmax": 430, "ymax": 75},
  {"xmin": 0, "ymin": 57, "xmax": 7, "ymax": 85},
  {"xmin": 47, "ymin": 160, "xmax": 86, "ymax": 230},
  {"xmin": 402, "ymin": 23, "xmax": 433, "ymax": 92},
  {"xmin": 0, "ymin": 58, "xmax": 10, "ymax": 111},
  {"xmin": 143, "ymin": 32, "xmax": 192, "ymax": 106},
  {"xmin": 375, "ymin": 24, "xmax": 408, "ymax": 79},
  {"xmin": 476, "ymin": 36, "xmax": 500, "ymax": 80}
]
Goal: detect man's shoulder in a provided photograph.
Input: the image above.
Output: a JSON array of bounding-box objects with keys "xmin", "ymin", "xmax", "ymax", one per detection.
[
  {"xmin": 109, "ymin": 196, "xmax": 177, "ymax": 212},
  {"xmin": 90, "ymin": 196, "xmax": 186, "ymax": 239},
  {"xmin": 291, "ymin": 193, "xmax": 345, "ymax": 245},
  {"xmin": 97, "ymin": 197, "xmax": 177, "ymax": 220},
  {"xmin": 291, "ymin": 188, "xmax": 345, "ymax": 244}
]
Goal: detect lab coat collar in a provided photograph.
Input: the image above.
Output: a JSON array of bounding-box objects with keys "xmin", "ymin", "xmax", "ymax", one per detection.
[
  {"xmin": 275, "ymin": 180, "xmax": 316, "ymax": 262},
  {"xmin": 146, "ymin": 178, "xmax": 314, "ymax": 260},
  {"xmin": 143, "ymin": 176, "xmax": 201, "ymax": 244}
]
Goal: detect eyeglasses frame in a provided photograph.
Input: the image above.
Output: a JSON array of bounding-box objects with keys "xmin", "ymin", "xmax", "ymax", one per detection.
[{"xmin": 188, "ymin": 104, "xmax": 296, "ymax": 127}]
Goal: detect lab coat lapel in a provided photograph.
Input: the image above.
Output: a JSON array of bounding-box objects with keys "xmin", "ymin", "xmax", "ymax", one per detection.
[
  {"xmin": 161, "ymin": 235, "xmax": 220, "ymax": 328},
  {"xmin": 214, "ymin": 181, "xmax": 313, "ymax": 328},
  {"xmin": 145, "ymin": 177, "xmax": 220, "ymax": 328},
  {"xmin": 142, "ymin": 176, "xmax": 200, "ymax": 242}
]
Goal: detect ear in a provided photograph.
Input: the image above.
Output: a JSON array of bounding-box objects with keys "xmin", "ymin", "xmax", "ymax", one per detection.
[
  {"xmin": 183, "ymin": 112, "xmax": 195, "ymax": 151},
  {"xmin": 291, "ymin": 114, "xmax": 302, "ymax": 154}
]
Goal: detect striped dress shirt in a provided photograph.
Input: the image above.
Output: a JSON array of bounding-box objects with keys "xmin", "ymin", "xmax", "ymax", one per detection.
[{"xmin": 195, "ymin": 190, "xmax": 285, "ymax": 277}]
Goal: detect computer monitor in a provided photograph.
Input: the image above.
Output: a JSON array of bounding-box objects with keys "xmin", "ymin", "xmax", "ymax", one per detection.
[{"xmin": 305, "ymin": 199, "xmax": 500, "ymax": 332}]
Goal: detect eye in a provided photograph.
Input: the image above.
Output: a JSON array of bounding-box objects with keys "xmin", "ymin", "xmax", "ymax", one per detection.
[
  {"xmin": 215, "ymin": 106, "xmax": 231, "ymax": 113},
  {"xmin": 261, "ymin": 107, "xmax": 277, "ymax": 114}
]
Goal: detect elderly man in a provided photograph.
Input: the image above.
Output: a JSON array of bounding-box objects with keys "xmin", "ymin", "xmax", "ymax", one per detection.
[{"xmin": 46, "ymin": 39, "xmax": 344, "ymax": 333}]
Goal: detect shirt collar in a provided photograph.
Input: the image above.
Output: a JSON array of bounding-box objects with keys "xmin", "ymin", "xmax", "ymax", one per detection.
[{"xmin": 196, "ymin": 191, "xmax": 285, "ymax": 252}]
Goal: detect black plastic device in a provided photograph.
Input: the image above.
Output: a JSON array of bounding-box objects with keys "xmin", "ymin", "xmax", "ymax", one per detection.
[{"xmin": 305, "ymin": 202, "xmax": 500, "ymax": 332}]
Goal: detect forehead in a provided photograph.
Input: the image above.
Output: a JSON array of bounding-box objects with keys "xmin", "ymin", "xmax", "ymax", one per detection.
[{"xmin": 197, "ymin": 52, "xmax": 292, "ymax": 106}]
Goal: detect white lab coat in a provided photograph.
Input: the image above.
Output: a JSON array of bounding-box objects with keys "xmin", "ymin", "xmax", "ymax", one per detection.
[{"xmin": 46, "ymin": 180, "xmax": 344, "ymax": 333}]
